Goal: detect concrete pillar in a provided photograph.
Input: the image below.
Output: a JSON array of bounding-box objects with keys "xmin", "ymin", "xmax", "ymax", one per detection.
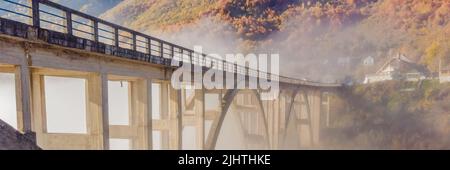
[
  {"xmin": 31, "ymin": 73, "xmax": 45, "ymax": 137},
  {"xmin": 266, "ymin": 100, "xmax": 274, "ymax": 149},
  {"xmin": 168, "ymin": 84, "xmax": 182, "ymax": 149},
  {"xmin": 99, "ymin": 73, "xmax": 109, "ymax": 150},
  {"xmin": 160, "ymin": 82, "xmax": 169, "ymax": 149},
  {"xmin": 299, "ymin": 90, "xmax": 313, "ymax": 147},
  {"xmin": 272, "ymin": 97, "xmax": 280, "ymax": 149},
  {"xmin": 129, "ymin": 80, "xmax": 151, "ymax": 149},
  {"xmin": 146, "ymin": 80, "xmax": 153, "ymax": 150},
  {"xmin": 310, "ymin": 90, "xmax": 322, "ymax": 146},
  {"xmin": 323, "ymin": 92, "xmax": 331, "ymax": 128},
  {"xmin": 276, "ymin": 92, "xmax": 286, "ymax": 149},
  {"xmin": 194, "ymin": 89, "xmax": 205, "ymax": 149},
  {"xmin": 86, "ymin": 72, "xmax": 108, "ymax": 149},
  {"xmin": 15, "ymin": 65, "xmax": 33, "ymax": 135}
]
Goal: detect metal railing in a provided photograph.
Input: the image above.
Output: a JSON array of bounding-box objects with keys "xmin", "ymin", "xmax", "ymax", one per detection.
[{"xmin": 0, "ymin": 0, "xmax": 340, "ymax": 87}]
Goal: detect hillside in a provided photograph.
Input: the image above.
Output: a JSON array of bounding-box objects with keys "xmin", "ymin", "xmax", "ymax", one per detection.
[
  {"xmin": 98, "ymin": 0, "xmax": 450, "ymax": 81},
  {"xmin": 323, "ymin": 80, "xmax": 450, "ymax": 149}
]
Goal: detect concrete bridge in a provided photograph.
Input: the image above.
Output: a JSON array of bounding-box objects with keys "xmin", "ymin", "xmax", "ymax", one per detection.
[{"xmin": 0, "ymin": 0, "xmax": 342, "ymax": 150}]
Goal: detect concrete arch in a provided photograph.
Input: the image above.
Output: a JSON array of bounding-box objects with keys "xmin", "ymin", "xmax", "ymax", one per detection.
[
  {"xmin": 205, "ymin": 89, "xmax": 239, "ymax": 150},
  {"xmin": 282, "ymin": 88, "xmax": 314, "ymax": 149},
  {"xmin": 206, "ymin": 89, "xmax": 271, "ymax": 150},
  {"xmin": 251, "ymin": 90, "xmax": 271, "ymax": 148}
]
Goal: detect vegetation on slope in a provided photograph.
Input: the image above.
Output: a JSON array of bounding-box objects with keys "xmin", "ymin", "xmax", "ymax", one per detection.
[
  {"xmin": 323, "ymin": 80, "xmax": 450, "ymax": 149},
  {"xmin": 70, "ymin": 0, "xmax": 450, "ymax": 149},
  {"xmin": 100, "ymin": 0, "xmax": 450, "ymax": 81}
]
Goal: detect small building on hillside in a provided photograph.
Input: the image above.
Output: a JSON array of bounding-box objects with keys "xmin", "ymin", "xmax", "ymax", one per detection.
[
  {"xmin": 363, "ymin": 54, "xmax": 428, "ymax": 84},
  {"xmin": 363, "ymin": 56, "xmax": 374, "ymax": 66},
  {"xmin": 440, "ymin": 65, "xmax": 450, "ymax": 83}
]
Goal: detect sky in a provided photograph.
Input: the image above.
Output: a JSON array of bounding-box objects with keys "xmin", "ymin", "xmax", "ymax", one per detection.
[{"xmin": 50, "ymin": 0, "xmax": 122, "ymax": 16}]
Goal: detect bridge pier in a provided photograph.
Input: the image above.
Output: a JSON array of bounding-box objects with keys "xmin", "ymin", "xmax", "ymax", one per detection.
[
  {"xmin": 0, "ymin": 45, "xmax": 337, "ymax": 150},
  {"xmin": 169, "ymin": 84, "xmax": 182, "ymax": 150},
  {"xmin": 278, "ymin": 88, "xmax": 329, "ymax": 149},
  {"xmin": 194, "ymin": 89, "xmax": 205, "ymax": 149},
  {"xmin": 0, "ymin": 54, "xmax": 336, "ymax": 150},
  {"xmin": 148, "ymin": 81, "xmax": 184, "ymax": 150},
  {"xmin": 107, "ymin": 76, "xmax": 152, "ymax": 150},
  {"xmin": 31, "ymin": 69, "xmax": 106, "ymax": 149}
]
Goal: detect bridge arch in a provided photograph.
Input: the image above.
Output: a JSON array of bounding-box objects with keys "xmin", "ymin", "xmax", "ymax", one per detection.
[{"xmin": 207, "ymin": 89, "xmax": 270, "ymax": 150}]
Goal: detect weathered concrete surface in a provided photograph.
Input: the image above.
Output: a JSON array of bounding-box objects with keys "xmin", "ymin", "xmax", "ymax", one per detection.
[{"xmin": 0, "ymin": 119, "xmax": 40, "ymax": 150}]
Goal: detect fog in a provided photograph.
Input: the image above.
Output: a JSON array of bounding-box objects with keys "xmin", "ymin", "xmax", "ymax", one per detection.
[
  {"xmin": 151, "ymin": 17, "xmax": 243, "ymax": 56},
  {"xmin": 108, "ymin": 81, "xmax": 130, "ymax": 126},
  {"xmin": 0, "ymin": 73, "xmax": 17, "ymax": 129},
  {"xmin": 44, "ymin": 76, "xmax": 87, "ymax": 134}
]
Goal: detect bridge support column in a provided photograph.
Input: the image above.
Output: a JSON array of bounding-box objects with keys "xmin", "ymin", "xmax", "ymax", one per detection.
[
  {"xmin": 297, "ymin": 90, "xmax": 314, "ymax": 148},
  {"xmin": 0, "ymin": 64, "xmax": 33, "ymax": 138},
  {"xmin": 86, "ymin": 73, "xmax": 109, "ymax": 149},
  {"xmin": 265, "ymin": 100, "xmax": 273, "ymax": 149},
  {"xmin": 299, "ymin": 89, "xmax": 322, "ymax": 147},
  {"xmin": 146, "ymin": 80, "xmax": 153, "ymax": 149},
  {"xmin": 168, "ymin": 84, "xmax": 182, "ymax": 149},
  {"xmin": 282, "ymin": 89, "xmax": 301, "ymax": 149},
  {"xmin": 249, "ymin": 90, "xmax": 270, "ymax": 149},
  {"xmin": 270, "ymin": 97, "xmax": 281, "ymax": 149},
  {"xmin": 320, "ymin": 92, "xmax": 331, "ymax": 136},
  {"xmin": 195, "ymin": 89, "xmax": 205, "ymax": 149},
  {"xmin": 158, "ymin": 82, "xmax": 169, "ymax": 149},
  {"xmin": 205, "ymin": 89, "xmax": 239, "ymax": 150},
  {"xmin": 107, "ymin": 76, "xmax": 152, "ymax": 150},
  {"xmin": 310, "ymin": 90, "xmax": 322, "ymax": 146},
  {"xmin": 99, "ymin": 73, "xmax": 110, "ymax": 150},
  {"xmin": 16, "ymin": 64, "xmax": 33, "ymax": 136},
  {"xmin": 261, "ymin": 98, "xmax": 273, "ymax": 149},
  {"xmin": 129, "ymin": 80, "xmax": 151, "ymax": 150},
  {"xmin": 276, "ymin": 92, "xmax": 286, "ymax": 149}
]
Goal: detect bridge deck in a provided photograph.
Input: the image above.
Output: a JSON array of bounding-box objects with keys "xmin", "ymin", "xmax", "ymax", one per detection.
[{"xmin": 0, "ymin": 0, "xmax": 340, "ymax": 88}]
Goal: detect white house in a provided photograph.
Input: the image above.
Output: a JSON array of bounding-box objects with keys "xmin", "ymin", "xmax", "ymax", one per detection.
[
  {"xmin": 363, "ymin": 54, "xmax": 427, "ymax": 84},
  {"xmin": 363, "ymin": 65, "xmax": 395, "ymax": 84},
  {"xmin": 363, "ymin": 56, "xmax": 374, "ymax": 66},
  {"xmin": 440, "ymin": 66, "xmax": 450, "ymax": 83}
]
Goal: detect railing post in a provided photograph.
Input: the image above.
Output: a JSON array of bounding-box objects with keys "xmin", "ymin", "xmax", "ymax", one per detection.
[
  {"xmin": 132, "ymin": 34, "xmax": 137, "ymax": 51},
  {"xmin": 202, "ymin": 54, "xmax": 207, "ymax": 67},
  {"xmin": 147, "ymin": 38, "xmax": 151, "ymax": 54},
  {"xmin": 223, "ymin": 61, "xmax": 226, "ymax": 72},
  {"xmin": 114, "ymin": 27, "xmax": 119, "ymax": 47},
  {"xmin": 171, "ymin": 45, "xmax": 174, "ymax": 59},
  {"xmin": 189, "ymin": 50, "xmax": 193, "ymax": 64},
  {"xmin": 30, "ymin": 0, "xmax": 40, "ymax": 27},
  {"xmin": 159, "ymin": 41, "xmax": 163, "ymax": 58},
  {"xmin": 93, "ymin": 21, "xmax": 99, "ymax": 42},
  {"xmin": 66, "ymin": 11, "xmax": 72, "ymax": 35}
]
